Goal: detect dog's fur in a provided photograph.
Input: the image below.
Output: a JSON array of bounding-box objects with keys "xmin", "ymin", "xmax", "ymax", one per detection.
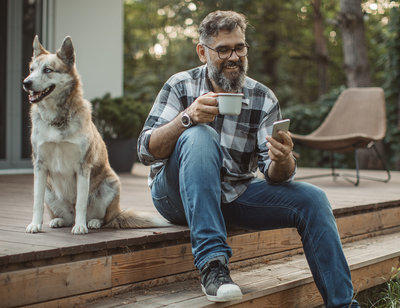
[{"xmin": 23, "ymin": 36, "xmax": 169, "ymax": 234}]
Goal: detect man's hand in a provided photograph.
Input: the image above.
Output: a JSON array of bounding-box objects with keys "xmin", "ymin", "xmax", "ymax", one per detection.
[
  {"xmin": 266, "ymin": 130, "xmax": 295, "ymax": 182},
  {"xmin": 186, "ymin": 92, "xmax": 219, "ymax": 124},
  {"xmin": 148, "ymin": 92, "xmax": 219, "ymax": 159}
]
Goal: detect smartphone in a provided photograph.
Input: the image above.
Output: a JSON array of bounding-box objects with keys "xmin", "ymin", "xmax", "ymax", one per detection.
[{"xmin": 272, "ymin": 119, "xmax": 290, "ymax": 143}]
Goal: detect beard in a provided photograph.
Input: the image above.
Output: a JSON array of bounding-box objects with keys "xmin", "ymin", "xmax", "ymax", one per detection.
[{"xmin": 206, "ymin": 53, "xmax": 248, "ymax": 93}]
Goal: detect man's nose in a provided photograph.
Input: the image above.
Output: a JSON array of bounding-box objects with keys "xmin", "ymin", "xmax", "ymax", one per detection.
[{"xmin": 229, "ymin": 50, "xmax": 240, "ymax": 61}]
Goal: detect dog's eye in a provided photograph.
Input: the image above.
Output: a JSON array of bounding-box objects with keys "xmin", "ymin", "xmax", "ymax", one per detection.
[
  {"xmin": 44, "ymin": 68, "xmax": 53, "ymax": 73},
  {"xmin": 29, "ymin": 68, "xmax": 34, "ymax": 72}
]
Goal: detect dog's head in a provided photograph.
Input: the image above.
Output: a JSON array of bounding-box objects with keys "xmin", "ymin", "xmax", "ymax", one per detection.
[{"xmin": 23, "ymin": 35, "xmax": 77, "ymax": 104}]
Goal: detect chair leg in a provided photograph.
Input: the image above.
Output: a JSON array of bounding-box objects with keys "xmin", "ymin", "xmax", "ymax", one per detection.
[
  {"xmin": 295, "ymin": 151, "xmax": 340, "ymax": 181},
  {"xmin": 337, "ymin": 145, "xmax": 360, "ymax": 186},
  {"xmin": 295, "ymin": 144, "xmax": 391, "ymax": 185},
  {"xmin": 336, "ymin": 143, "xmax": 390, "ymax": 185},
  {"xmin": 330, "ymin": 152, "xmax": 338, "ymax": 181}
]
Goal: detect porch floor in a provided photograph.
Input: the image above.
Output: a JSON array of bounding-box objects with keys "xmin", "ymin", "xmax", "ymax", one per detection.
[{"xmin": 1, "ymin": 165, "xmax": 399, "ymax": 307}]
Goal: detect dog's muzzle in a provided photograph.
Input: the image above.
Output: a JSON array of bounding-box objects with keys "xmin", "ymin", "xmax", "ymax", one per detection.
[{"xmin": 23, "ymin": 80, "xmax": 56, "ymax": 104}]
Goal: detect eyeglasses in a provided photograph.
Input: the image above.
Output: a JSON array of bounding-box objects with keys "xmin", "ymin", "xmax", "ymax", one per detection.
[{"xmin": 202, "ymin": 43, "xmax": 250, "ymax": 60}]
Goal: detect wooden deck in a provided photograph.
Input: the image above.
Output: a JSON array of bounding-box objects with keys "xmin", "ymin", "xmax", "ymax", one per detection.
[{"xmin": 0, "ymin": 165, "xmax": 400, "ymax": 307}]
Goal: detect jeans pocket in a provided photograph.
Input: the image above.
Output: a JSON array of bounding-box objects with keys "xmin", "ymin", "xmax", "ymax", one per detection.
[{"xmin": 152, "ymin": 195, "xmax": 187, "ymax": 225}]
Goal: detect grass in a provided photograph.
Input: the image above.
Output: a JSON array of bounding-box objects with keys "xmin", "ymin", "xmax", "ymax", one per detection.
[{"xmin": 355, "ymin": 267, "xmax": 400, "ymax": 308}]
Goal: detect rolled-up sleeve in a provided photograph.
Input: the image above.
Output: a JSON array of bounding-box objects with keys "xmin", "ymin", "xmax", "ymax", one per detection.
[{"xmin": 137, "ymin": 80, "xmax": 183, "ymax": 166}]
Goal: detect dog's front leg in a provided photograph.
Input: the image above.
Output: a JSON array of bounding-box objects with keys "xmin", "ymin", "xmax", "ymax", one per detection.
[
  {"xmin": 26, "ymin": 166, "xmax": 47, "ymax": 233},
  {"xmin": 71, "ymin": 171, "xmax": 90, "ymax": 234}
]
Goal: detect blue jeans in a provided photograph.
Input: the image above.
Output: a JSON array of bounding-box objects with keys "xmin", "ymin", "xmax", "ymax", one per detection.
[{"xmin": 151, "ymin": 125, "xmax": 359, "ymax": 308}]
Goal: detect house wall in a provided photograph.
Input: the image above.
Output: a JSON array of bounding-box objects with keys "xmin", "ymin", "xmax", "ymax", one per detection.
[{"xmin": 53, "ymin": 0, "xmax": 124, "ymax": 101}]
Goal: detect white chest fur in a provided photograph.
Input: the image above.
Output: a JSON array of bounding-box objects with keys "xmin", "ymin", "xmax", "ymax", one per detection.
[{"xmin": 41, "ymin": 141, "xmax": 82, "ymax": 202}]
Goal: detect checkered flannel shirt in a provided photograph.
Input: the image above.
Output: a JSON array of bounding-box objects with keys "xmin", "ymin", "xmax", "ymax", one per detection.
[{"xmin": 138, "ymin": 64, "xmax": 296, "ymax": 203}]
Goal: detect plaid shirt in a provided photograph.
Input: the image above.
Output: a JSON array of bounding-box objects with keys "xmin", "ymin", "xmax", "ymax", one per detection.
[{"xmin": 138, "ymin": 64, "xmax": 296, "ymax": 203}]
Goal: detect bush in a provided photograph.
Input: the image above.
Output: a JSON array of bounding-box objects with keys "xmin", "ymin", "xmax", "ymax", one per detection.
[{"xmin": 92, "ymin": 93, "xmax": 151, "ymax": 139}]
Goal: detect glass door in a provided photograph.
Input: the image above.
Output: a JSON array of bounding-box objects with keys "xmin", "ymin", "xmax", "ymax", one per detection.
[
  {"xmin": 0, "ymin": 0, "xmax": 7, "ymax": 160},
  {"xmin": 0, "ymin": 0, "xmax": 42, "ymax": 171}
]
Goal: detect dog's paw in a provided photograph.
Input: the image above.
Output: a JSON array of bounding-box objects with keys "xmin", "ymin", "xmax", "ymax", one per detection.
[
  {"xmin": 26, "ymin": 223, "xmax": 42, "ymax": 233},
  {"xmin": 88, "ymin": 219, "xmax": 102, "ymax": 229},
  {"xmin": 71, "ymin": 224, "xmax": 88, "ymax": 234},
  {"xmin": 49, "ymin": 218, "xmax": 65, "ymax": 228}
]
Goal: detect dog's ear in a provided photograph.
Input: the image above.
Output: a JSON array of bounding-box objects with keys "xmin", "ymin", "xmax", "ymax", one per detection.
[
  {"xmin": 57, "ymin": 36, "xmax": 75, "ymax": 67},
  {"xmin": 33, "ymin": 35, "xmax": 49, "ymax": 59}
]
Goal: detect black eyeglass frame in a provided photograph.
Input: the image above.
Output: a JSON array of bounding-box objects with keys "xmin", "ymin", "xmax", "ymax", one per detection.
[{"xmin": 202, "ymin": 42, "xmax": 250, "ymax": 60}]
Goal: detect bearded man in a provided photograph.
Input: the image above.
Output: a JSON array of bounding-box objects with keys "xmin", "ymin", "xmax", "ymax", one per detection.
[{"xmin": 138, "ymin": 10, "xmax": 359, "ymax": 308}]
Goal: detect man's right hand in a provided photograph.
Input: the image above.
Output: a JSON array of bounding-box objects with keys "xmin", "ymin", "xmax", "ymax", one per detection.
[{"xmin": 186, "ymin": 92, "xmax": 219, "ymax": 124}]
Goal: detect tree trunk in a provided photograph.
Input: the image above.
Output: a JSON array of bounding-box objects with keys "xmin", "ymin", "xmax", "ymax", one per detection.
[
  {"xmin": 311, "ymin": 0, "xmax": 329, "ymax": 96},
  {"xmin": 337, "ymin": 0, "xmax": 385, "ymax": 170},
  {"xmin": 338, "ymin": 0, "xmax": 371, "ymax": 87}
]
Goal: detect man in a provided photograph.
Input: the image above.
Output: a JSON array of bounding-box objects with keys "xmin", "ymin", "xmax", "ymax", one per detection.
[{"xmin": 138, "ymin": 10, "xmax": 359, "ymax": 308}]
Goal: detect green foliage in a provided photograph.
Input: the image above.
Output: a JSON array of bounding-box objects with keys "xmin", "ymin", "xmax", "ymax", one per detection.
[
  {"xmin": 358, "ymin": 267, "xmax": 400, "ymax": 307},
  {"xmin": 92, "ymin": 93, "xmax": 151, "ymax": 139},
  {"xmin": 121, "ymin": 0, "xmax": 400, "ymax": 169},
  {"xmin": 380, "ymin": 8, "xmax": 400, "ymax": 169},
  {"xmin": 123, "ymin": 0, "xmax": 346, "ymax": 108}
]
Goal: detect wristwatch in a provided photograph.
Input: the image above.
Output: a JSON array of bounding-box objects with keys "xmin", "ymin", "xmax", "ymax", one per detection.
[{"xmin": 181, "ymin": 110, "xmax": 195, "ymax": 128}]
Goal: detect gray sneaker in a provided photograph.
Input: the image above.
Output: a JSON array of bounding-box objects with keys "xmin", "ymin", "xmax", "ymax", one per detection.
[{"xmin": 200, "ymin": 256, "xmax": 243, "ymax": 302}]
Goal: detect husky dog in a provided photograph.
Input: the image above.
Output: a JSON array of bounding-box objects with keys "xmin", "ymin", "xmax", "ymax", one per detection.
[{"xmin": 23, "ymin": 36, "xmax": 170, "ymax": 234}]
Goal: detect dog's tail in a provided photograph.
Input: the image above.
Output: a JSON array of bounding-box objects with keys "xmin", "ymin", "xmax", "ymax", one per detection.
[{"xmin": 103, "ymin": 209, "xmax": 171, "ymax": 229}]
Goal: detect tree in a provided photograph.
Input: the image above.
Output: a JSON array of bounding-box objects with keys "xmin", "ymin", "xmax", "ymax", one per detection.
[
  {"xmin": 311, "ymin": 0, "xmax": 329, "ymax": 96},
  {"xmin": 336, "ymin": 0, "xmax": 371, "ymax": 87},
  {"xmin": 335, "ymin": 0, "xmax": 385, "ymax": 170},
  {"xmin": 381, "ymin": 7, "xmax": 400, "ymax": 170}
]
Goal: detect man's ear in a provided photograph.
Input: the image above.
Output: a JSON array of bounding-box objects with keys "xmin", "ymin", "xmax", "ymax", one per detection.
[{"xmin": 196, "ymin": 44, "xmax": 207, "ymax": 64}]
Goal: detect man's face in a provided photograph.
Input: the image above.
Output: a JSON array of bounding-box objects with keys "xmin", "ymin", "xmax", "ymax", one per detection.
[{"xmin": 203, "ymin": 27, "xmax": 248, "ymax": 93}]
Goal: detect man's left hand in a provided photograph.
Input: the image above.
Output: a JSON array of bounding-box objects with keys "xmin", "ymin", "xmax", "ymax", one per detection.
[
  {"xmin": 266, "ymin": 131, "xmax": 295, "ymax": 182},
  {"xmin": 266, "ymin": 131, "xmax": 294, "ymax": 164}
]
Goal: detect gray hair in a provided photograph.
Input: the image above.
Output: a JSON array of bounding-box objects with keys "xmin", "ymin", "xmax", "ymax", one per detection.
[{"xmin": 199, "ymin": 11, "xmax": 249, "ymax": 45}]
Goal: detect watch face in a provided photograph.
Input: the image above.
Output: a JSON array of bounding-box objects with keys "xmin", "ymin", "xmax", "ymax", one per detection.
[{"xmin": 182, "ymin": 115, "xmax": 190, "ymax": 126}]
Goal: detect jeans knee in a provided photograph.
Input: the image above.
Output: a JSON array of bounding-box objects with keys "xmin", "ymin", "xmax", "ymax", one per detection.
[
  {"xmin": 293, "ymin": 182, "xmax": 333, "ymax": 218},
  {"xmin": 177, "ymin": 125, "xmax": 222, "ymax": 161},
  {"xmin": 181, "ymin": 125, "xmax": 219, "ymax": 144}
]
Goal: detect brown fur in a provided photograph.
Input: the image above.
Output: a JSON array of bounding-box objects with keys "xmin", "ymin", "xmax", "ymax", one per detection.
[{"xmin": 24, "ymin": 36, "xmax": 169, "ymax": 234}]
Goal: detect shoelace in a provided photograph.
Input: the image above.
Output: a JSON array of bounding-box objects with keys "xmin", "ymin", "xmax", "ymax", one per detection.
[{"xmin": 204, "ymin": 261, "xmax": 232, "ymax": 286}]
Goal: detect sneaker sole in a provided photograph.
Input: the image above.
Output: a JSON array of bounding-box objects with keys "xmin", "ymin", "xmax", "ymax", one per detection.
[{"xmin": 201, "ymin": 285, "xmax": 243, "ymax": 302}]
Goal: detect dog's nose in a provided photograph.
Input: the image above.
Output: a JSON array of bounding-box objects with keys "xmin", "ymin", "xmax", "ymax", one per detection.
[{"xmin": 23, "ymin": 80, "xmax": 32, "ymax": 89}]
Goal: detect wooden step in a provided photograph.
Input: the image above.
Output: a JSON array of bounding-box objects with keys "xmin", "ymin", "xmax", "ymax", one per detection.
[
  {"xmin": 1, "ymin": 169, "xmax": 399, "ymax": 308},
  {"xmin": 81, "ymin": 232, "xmax": 400, "ymax": 307}
]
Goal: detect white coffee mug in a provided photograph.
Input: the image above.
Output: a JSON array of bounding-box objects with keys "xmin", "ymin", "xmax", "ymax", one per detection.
[{"xmin": 217, "ymin": 93, "xmax": 243, "ymax": 115}]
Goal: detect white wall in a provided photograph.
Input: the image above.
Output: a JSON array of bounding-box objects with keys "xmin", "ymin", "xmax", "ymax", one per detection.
[{"xmin": 53, "ymin": 0, "xmax": 123, "ymax": 100}]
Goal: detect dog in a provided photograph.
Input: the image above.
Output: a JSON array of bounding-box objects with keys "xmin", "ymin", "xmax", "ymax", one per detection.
[{"xmin": 23, "ymin": 35, "xmax": 170, "ymax": 234}]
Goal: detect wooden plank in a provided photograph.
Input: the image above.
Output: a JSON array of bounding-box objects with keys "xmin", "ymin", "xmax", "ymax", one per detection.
[
  {"xmin": 112, "ymin": 243, "xmax": 195, "ymax": 286},
  {"xmin": 0, "ymin": 256, "xmax": 112, "ymax": 308},
  {"xmin": 20, "ymin": 233, "xmax": 400, "ymax": 308},
  {"xmin": 111, "ymin": 229, "xmax": 302, "ymax": 287},
  {"xmin": 336, "ymin": 207, "xmax": 400, "ymax": 238},
  {"xmin": 228, "ymin": 228, "xmax": 302, "ymax": 262},
  {"xmin": 0, "ymin": 241, "xmax": 56, "ymax": 264},
  {"xmin": 22, "ymin": 289, "xmax": 113, "ymax": 308},
  {"xmin": 110, "ymin": 208, "xmax": 400, "ymax": 288}
]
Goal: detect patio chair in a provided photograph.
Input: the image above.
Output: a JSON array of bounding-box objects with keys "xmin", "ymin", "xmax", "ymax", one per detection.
[{"xmin": 290, "ymin": 87, "xmax": 391, "ymax": 186}]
